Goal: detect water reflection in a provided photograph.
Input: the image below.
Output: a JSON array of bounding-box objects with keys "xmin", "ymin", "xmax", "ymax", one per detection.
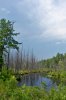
[{"xmin": 18, "ymin": 73, "xmax": 57, "ymax": 90}]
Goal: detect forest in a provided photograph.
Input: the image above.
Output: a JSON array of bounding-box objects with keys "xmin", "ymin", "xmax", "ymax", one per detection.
[{"xmin": 1, "ymin": 18, "xmax": 66, "ymax": 100}]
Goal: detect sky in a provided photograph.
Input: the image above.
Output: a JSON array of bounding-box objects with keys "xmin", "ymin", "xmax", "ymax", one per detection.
[{"xmin": 0, "ymin": 0, "xmax": 66, "ymax": 60}]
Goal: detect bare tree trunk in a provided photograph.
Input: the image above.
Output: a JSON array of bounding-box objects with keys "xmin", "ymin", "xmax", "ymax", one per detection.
[
  {"xmin": 26, "ymin": 51, "xmax": 29, "ymax": 70},
  {"xmin": 7, "ymin": 48, "xmax": 10, "ymax": 70}
]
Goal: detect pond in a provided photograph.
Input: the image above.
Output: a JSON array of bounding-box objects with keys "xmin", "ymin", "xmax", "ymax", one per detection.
[{"xmin": 18, "ymin": 73, "xmax": 57, "ymax": 90}]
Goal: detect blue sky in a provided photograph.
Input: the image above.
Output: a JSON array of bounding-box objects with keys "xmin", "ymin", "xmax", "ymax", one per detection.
[{"xmin": 0, "ymin": 0, "xmax": 66, "ymax": 60}]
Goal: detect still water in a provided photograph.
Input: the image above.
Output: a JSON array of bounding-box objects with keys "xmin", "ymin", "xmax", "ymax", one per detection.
[{"xmin": 18, "ymin": 73, "xmax": 57, "ymax": 90}]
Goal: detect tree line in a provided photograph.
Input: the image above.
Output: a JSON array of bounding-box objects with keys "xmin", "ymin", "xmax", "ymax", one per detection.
[{"xmin": 39, "ymin": 53, "xmax": 66, "ymax": 70}]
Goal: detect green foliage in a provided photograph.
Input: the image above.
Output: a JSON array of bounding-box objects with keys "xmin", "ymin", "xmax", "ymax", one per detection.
[
  {"xmin": 48, "ymin": 70, "xmax": 66, "ymax": 84},
  {"xmin": 0, "ymin": 19, "xmax": 20, "ymax": 50},
  {"xmin": 41, "ymin": 82, "xmax": 47, "ymax": 89},
  {"xmin": 0, "ymin": 66, "xmax": 14, "ymax": 81}
]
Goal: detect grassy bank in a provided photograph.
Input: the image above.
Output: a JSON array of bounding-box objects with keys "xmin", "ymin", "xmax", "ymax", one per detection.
[
  {"xmin": 47, "ymin": 70, "xmax": 66, "ymax": 83},
  {"xmin": 0, "ymin": 73, "xmax": 66, "ymax": 100},
  {"xmin": 17, "ymin": 68, "xmax": 54, "ymax": 75},
  {"xmin": 1, "ymin": 67, "xmax": 66, "ymax": 100}
]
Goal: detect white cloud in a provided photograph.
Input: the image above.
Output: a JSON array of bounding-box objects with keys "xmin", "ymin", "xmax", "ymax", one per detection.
[
  {"xmin": 56, "ymin": 40, "xmax": 66, "ymax": 45},
  {"xmin": 56, "ymin": 41, "xmax": 61, "ymax": 45},
  {"xmin": 16, "ymin": 0, "xmax": 66, "ymax": 41},
  {"xmin": 1, "ymin": 7, "xmax": 10, "ymax": 14}
]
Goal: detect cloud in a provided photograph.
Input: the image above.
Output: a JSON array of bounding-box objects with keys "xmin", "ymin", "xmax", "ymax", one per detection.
[
  {"xmin": 56, "ymin": 40, "xmax": 66, "ymax": 45},
  {"xmin": 56, "ymin": 41, "xmax": 61, "ymax": 45},
  {"xmin": 1, "ymin": 7, "xmax": 10, "ymax": 14},
  {"xmin": 16, "ymin": 0, "xmax": 66, "ymax": 41}
]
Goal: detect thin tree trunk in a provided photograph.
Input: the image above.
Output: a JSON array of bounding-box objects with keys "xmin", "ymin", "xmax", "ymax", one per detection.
[{"xmin": 0, "ymin": 50, "xmax": 3, "ymax": 71}]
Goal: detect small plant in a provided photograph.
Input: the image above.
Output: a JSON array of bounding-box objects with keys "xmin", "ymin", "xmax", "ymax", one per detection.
[{"xmin": 41, "ymin": 82, "xmax": 47, "ymax": 89}]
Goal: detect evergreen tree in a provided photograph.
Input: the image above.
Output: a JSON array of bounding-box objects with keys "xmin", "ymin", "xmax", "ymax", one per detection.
[{"xmin": 0, "ymin": 18, "xmax": 21, "ymax": 70}]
